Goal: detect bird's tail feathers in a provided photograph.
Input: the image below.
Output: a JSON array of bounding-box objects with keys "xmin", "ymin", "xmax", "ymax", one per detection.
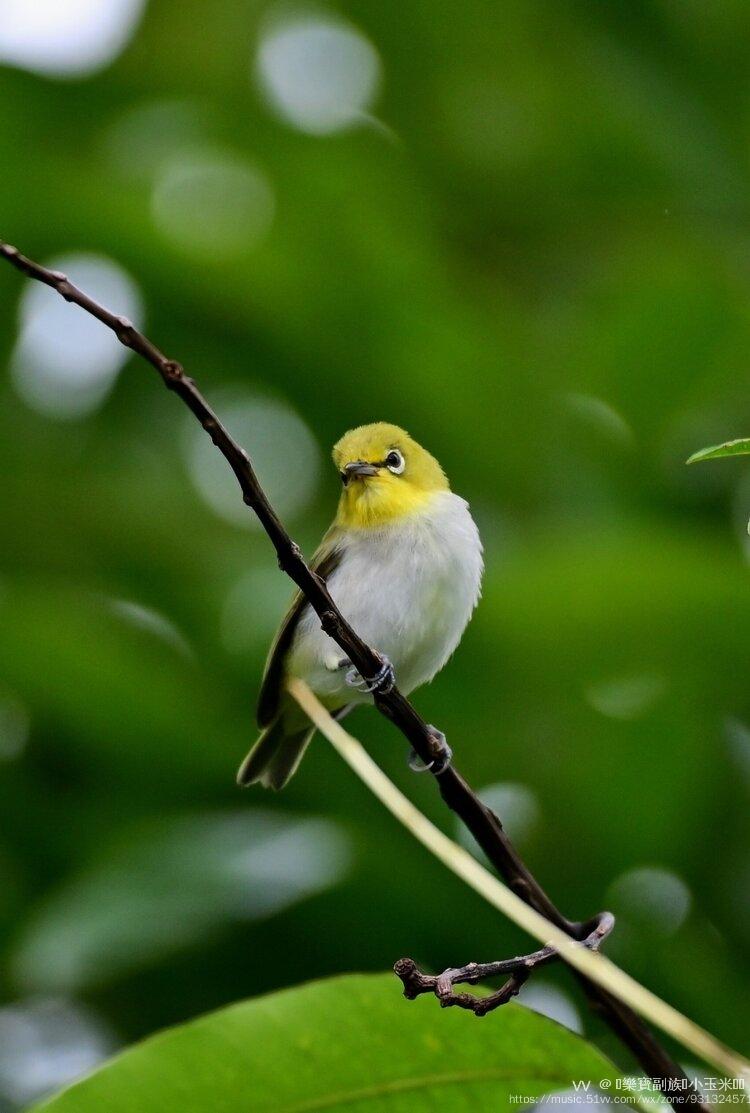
[{"xmin": 237, "ymin": 717, "xmax": 315, "ymax": 791}]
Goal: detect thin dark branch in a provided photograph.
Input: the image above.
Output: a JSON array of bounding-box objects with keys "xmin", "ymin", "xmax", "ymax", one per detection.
[
  {"xmin": 0, "ymin": 242, "xmax": 702, "ymax": 1108},
  {"xmin": 394, "ymin": 912, "xmax": 614, "ymax": 1017}
]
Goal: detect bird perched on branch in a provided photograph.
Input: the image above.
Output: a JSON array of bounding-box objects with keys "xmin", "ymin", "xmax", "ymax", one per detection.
[{"xmin": 237, "ymin": 422, "xmax": 483, "ymax": 789}]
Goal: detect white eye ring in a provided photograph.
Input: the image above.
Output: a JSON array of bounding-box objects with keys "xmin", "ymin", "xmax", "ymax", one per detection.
[{"xmin": 385, "ymin": 449, "xmax": 405, "ymax": 475}]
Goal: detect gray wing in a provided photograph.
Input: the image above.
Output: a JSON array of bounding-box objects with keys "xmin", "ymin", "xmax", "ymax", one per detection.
[{"xmin": 256, "ymin": 534, "xmax": 343, "ymax": 728}]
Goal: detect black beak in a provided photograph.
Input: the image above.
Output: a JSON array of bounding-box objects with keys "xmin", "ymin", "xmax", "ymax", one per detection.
[{"xmin": 341, "ymin": 460, "xmax": 379, "ymax": 485}]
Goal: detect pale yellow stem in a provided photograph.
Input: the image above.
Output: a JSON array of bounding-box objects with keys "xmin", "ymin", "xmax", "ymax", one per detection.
[{"xmin": 288, "ymin": 677, "xmax": 749, "ymax": 1084}]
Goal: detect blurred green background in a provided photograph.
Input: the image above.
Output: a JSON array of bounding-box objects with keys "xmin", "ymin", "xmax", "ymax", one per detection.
[{"xmin": 1, "ymin": 0, "xmax": 749, "ymax": 1105}]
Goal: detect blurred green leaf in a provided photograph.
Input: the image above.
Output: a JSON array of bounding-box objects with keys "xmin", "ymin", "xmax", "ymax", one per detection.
[
  {"xmin": 686, "ymin": 438, "xmax": 750, "ymax": 464},
  {"xmin": 31, "ymin": 974, "xmax": 621, "ymax": 1112},
  {"xmin": 11, "ymin": 811, "xmax": 351, "ymax": 994}
]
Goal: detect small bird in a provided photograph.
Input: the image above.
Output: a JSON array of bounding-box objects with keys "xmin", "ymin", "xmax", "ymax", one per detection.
[{"xmin": 237, "ymin": 422, "xmax": 483, "ymax": 789}]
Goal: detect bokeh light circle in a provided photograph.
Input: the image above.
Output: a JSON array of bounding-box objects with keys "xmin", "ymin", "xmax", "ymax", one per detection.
[
  {"xmin": 184, "ymin": 391, "xmax": 322, "ymax": 529},
  {"xmin": 11, "ymin": 254, "xmax": 143, "ymax": 421},
  {"xmin": 255, "ymin": 15, "xmax": 381, "ymax": 135},
  {"xmin": 151, "ymin": 153, "xmax": 275, "ymax": 259},
  {"xmin": 519, "ymin": 982, "xmax": 583, "ymax": 1034},
  {"xmin": 0, "ymin": 0, "xmax": 145, "ymax": 77},
  {"xmin": 608, "ymin": 866, "xmax": 691, "ymax": 936},
  {"xmin": 0, "ymin": 998, "xmax": 113, "ymax": 1106}
]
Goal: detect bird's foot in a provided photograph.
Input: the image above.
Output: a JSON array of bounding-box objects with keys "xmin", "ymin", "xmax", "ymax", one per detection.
[
  {"xmin": 408, "ymin": 726, "xmax": 453, "ymax": 775},
  {"xmin": 345, "ymin": 654, "xmax": 396, "ymax": 695}
]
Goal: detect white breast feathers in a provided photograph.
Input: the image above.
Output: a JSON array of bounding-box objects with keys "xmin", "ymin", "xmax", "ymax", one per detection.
[{"xmin": 289, "ymin": 491, "xmax": 483, "ymax": 707}]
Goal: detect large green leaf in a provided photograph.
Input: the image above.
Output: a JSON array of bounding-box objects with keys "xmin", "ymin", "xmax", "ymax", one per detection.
[
  {"xmin": 32, "ymin": 974, "xmax": 620, "ymax": 1112},
  {"xmin": 686, "ymin": 438, "xmax": 750, "ymax": 464}
]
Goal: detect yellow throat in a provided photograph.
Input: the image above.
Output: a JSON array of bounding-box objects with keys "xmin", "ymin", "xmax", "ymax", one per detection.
[{"xmin": 333, "ymin": 422, "xmax": 449, "ymax": 530}]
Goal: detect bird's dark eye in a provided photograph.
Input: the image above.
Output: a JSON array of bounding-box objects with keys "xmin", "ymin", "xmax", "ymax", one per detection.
[{"xmin": 385, "ymin": 449, "xmax": 405, "ymax": 475}]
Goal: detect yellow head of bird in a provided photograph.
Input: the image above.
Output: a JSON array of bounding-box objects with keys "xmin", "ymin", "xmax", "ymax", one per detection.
[{"xmin": 332, "ymin": 422, "xmax": 449, "ymax": 529}]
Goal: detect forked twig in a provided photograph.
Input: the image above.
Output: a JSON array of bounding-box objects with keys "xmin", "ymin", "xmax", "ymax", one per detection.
[{"xmin": 395, "ymin": 913, "xmax": 615, "ymax": 1016}]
